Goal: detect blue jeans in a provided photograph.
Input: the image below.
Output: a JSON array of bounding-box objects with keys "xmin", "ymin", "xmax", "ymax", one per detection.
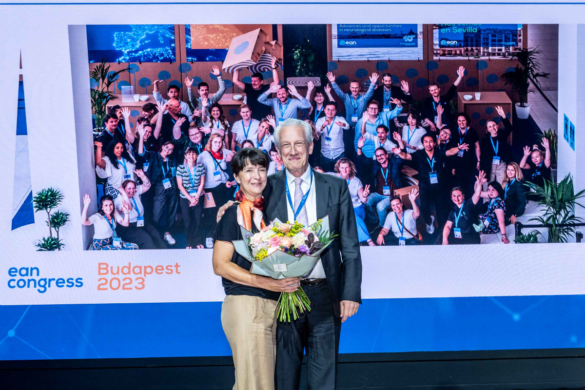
[
  {"xmin": 354, "ymin": 204, "xmax": 370, "ymax": 243},
  {"xmin": 366, "ymin": 193, "xmax": 391, "ymax": 227},
  {"xmin": 320, "ymin": 153, "xmax": 344, "ymax": 173}
]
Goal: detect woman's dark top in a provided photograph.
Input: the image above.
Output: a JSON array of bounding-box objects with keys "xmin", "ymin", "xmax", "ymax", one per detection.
[
  {"xmin": 447, "ymin": 127, "xmax": 480, "ymax": 175},
  {"xmin": 503, "ymin": 179, "xmax": 527, "ymax": 219},
  {"xmin": 479, "ymin": 118, "xmax": 513, "ymax": 176},
  {"xmin": 214, "ymin": 204, "xmax": 280, "ymax": 301},
  {"xmin": 523, "ymin": 160, "xmax": 551, "ymax": 189},
  {"xmin": 447, "ymin": 200, "xmax": 479, "ymax": 236}
]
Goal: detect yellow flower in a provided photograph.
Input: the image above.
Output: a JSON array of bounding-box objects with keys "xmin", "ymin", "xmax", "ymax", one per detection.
[{"xmin": 255, "ymin": 249, "xmax": 268, "ymax": 261}]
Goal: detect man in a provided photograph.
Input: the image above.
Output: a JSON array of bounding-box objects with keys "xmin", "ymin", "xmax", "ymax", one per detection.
[
  {"xmin": 395, "ymin": 132, "xmax": 462, "ymax": 235},
  {"xmin": 441, "ymin": 179, "xmax": 482, "ymax": 245},
  {"xmin": 447, "ymin": 112, "xmax": 481, "ymax": 197},
  {"xmin": 357, "ymin": 143, "xmax": 402, "ymax": 227},
  {"xmin": 152, "ymin": 81, "xmax": 193, "ymax": 122},
  {"xmin": 257, "ymin": 84, "xmax": 312, "ymax": 122},
  {"xmin": 422, "ymin": 66, "xmax": 466, "ymax": 127},
  {"xmin": 185, "ymin": 66, "xmax": 226, "ymax": 126},
  {"xmin": 328, "ymin": 71, "xmax": 378, "ymax": 160},
  {"xmin": 231, "ymin": 104, "xmax": 260, "ymax": 150},
  {"xmin": 172, "ymin": 126, "xmax": 204, "ymax": 164},
  {"xmin": 315, "ymin": 101, "xmax": 350, "ymax": 172},
  {"xmin": 153, "ymin": 100, "xmax": 190, "ymax": 145},
  {"xmin": 232, "ymin": 56, "xmax": 280, "ymax": 121},
  {"xmin": 361, "ymin": 123, "xmax": 398, "ymax": 156},
  {"xmin": 370, "ymin": 73, "xmax": 413, "ymax": 112},
  {"xmin": 96, "ymin": 113, "xmax": 126, "ymax": 148}
]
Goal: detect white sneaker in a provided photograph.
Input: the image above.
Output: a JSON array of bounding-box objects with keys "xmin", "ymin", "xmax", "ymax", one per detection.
[
  {"xmin": 426, "ymin": 215, "xmax": 435, "ymax": 235},
  {"xmin": 164, "ymin": 233, "xmax": 176, "ymax": 245}
]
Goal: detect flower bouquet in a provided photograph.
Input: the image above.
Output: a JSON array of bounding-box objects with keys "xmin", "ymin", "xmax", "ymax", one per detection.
[{"xmin": 233, "ymin": 216, "xmax": 336, "ymax": 322}]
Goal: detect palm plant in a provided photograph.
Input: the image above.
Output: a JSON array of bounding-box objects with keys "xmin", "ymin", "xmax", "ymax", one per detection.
[
  {"xmin": 500, "ymin": 48, "xmax": 550, "ymax": 107},
  {"xmin": 33, "ymin": 188, "xmax": 64, "ymax": 238},
  {"xmin": 49, "ymin": 211, "xmax": 70, "ymax": 241},
  {"xmin": 539, "ymin": 128, "xmax": 558, "ymax": 168},
  {"xmin": 36, "ymin": 237, "xmax": 65, "ymax": 252},
  {"xmin": 514, "ymin": 230, "xmax": 542, "ymax": 244},
  {"xmin": 288, "ymin": 38, "xmax": 322, "ymax": 78},
  {"xmin": 90, "ymin": 59, "xmax": 129, "ymax": 130},
  {"xmin": 528, "ymin": 175, "xmax": 585, "ymax": 243}
]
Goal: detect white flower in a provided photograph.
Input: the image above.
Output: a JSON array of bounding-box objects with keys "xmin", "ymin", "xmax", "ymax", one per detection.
[
  {"xmin": 251, "ymin": 233, "xmax": 263, "ymax": 245},
  {"xmin": 267, "ymin": 246, "xmax": 280, "ymax": 256},
  {"xmin": 262, "ymin": 230, "xmax": 276, "ymax": 241},
  {"xmin": 291, "ymin": 233, "xmax": 307, "ymax": 247}
]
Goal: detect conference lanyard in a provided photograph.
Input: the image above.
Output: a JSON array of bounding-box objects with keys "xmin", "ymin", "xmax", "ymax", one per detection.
[
  {"xmin": 454, "ymin": 201, "xmax": 465, "ymax": 228},
  {"xmin": 187, "ymin": 164, "xmax": 197, "ymax": 188},
  {"xmin": 105, "ymin": 215, "xmax": 118, "ymax": 238},
  {"xmin": 395, "ymin": 213, "xmax": 405, "ymax": 237},
  {"xmin": 432, "ymin": 100, "xmax": 442, "ymax": 111},
  {"xmin": 285, "ymin": 170, "xmax": 313, "ymax": 221},
  {"xmin": 407, "ymin": 126, "xmax": 416, "ymax": 145},
  {"xmin": 381, "ymin": 167, "xmax": 389, "ymax": 184},
  {"xmin": 314, "ymin": 106, "xmax": 324, "ymax": 123},
  {"xmin": 427, "ymin": 156, "xmax": 435, "ymax": 171},
  {"xmin": 161, "ymin": 159, "xmax": 170, "ymax": 178},
  {"xmin": 326, "ymin": 122, "xmax": 334, "ymax": 136},
  {"xmin": 279, "ymin": 99, "xmax": 290, "ymax": 118},
  {"xmin": 505, "ymin": 179, "xmax": 516, "ymax": 199},
  {"xmin": 351, "ymin": 96, "xmax": 360, "ymax": 112},
  {"xmin": 131, "ymin": 197, "xmax": 142, "ymax": 217},
  {"xmin": 533, "ymin": 163, "xmax": 543, "ymax": 179},
  {"xmin": 117, "ymin": 159, "xmax": 128, "ymax": 174},
  {"xmin": 458, "ymin": 127, "xmax": 467, "ymax": 145},
  {"xmin": 257, "ymin": 135, "xmax": 266, "ymax": 148},
  {"xmin": 241, "ymin": 119, "xmax": 252, "ymax": 139},
  {"xmin": 489, "ymin": 198, "xmax": 496, "ymax": 209},
  {"xmin": 216, "ymin": 121, "xmax": 220, "ymax": 129},
  {"xmin": 490, "ymin": 137, "xmax": 499, "ymax": 156},
  {"xmin": 384, "ymin": 89, "xmax": 391, "ymax": 104}
]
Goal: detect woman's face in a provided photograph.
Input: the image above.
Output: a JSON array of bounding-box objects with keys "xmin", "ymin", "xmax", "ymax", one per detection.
[
  {"xmin": 407, "ymin": 114, "xmax": 417, "ymax": 127},
  {"xmin": 143, "ymin": 126, "xmax": 153, "ymax": 140},
  {"xmin": 314, "ymin": 92, "xmax": 325, "ymax": 104},
  {"xmin": 338, "ymin": 163, "xmax": 351, "ymax": 179},
  {"xmin": 506, "ymin": 165, "xmax": 516, "ymax": 179},
  {"xmin": 211, "ymin": 137, "xmax": 223, "ymax": 152},
  {"xmin": 189, "ymin": 129, "xmax": 203, "ymax": 144},
  {"xmin": 160, "ymin": 143, "xmax": 174, "ymax": 157},
  {"xmin": 487, "ymin": 185, "xmax": 499, "ymax": 199},
  {"xmin": 125, "ymin": 183, "xmax": 136, "ymax": 198},
  {"xmin": 457, "ymin": 116, "xmax": 468, "ymax": 129},
  {"xmin": 451, "ymin": 190, "xmax": 464, "ymax": 206},
  {"xmin": 101, "ymin": 200, "xmax": 114, "ymax": 215},
  {"xmin": 439, "ymin": 128, "xmax": 451, "ymax": 142},
  {"xmin": 235, "ymin": 162, "xmax": 267, "ymax": 200},
  {"xmin": 114, "ymin": 143, "xmax": 124, "ymax": 158},
  {"xmin": 487, "ymin": 121, "xmax": 499, "ymax": 137},
  {"xmin": 114, "ymin": 109, "xmax": 122, "ymax": 120},
  {"xmin": 270, "ymin": 151, "xmax": 282, "ymax": 164},
  {"xmin": 242, "ymin": 142, "xmax": 253, "ymax": 149},
  {"xmin": 211, "ymin": 107, "xmax": 221, "ymax": 119},
  {"xmin": 531, "ymin": 150, "xmax": 543, "ymax": 165},
  {"xmin": 185, "ymin": 151, "xmax": 197, "ymax": 163},
  {"xmin": 258, "ymin": 122, "xmax": 270, "ymax": 137},
  {"xmin": 391, "ymin": 199, "xmax": 403, "ymax": 214}
]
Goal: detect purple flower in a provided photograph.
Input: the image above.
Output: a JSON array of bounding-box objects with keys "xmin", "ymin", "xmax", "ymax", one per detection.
[{"xmin": 298, "ymin": 245, "xmax": 310, "ymax": 255}]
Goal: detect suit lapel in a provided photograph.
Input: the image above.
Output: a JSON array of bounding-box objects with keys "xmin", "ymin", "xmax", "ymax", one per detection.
[
  {"xmin": 267, "ymin": 171, "xmax": 289, "ymax": 223},
  {"xmin": 314, "ymin": 171, "xmax": 330, "ymax": 220}
]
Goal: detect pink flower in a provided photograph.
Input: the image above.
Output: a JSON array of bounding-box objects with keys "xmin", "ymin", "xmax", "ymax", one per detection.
[
  {"xmin": 279, "ymin": 223, "xmax": 292, "ymax": 234},
  {"xmin": 268, "ymin": 236, "xmax": 282, "ymax": 247},
  {"xmin": 301, "ymin": 229, "xmax": 310, "ymax": 236},
  {"xmin": 261, "ymin": 226, "xmax": 272, "ymax": 233},
  {"xmin": 280, "ymin": 236, "xmax": 293, "ymax": 249}
]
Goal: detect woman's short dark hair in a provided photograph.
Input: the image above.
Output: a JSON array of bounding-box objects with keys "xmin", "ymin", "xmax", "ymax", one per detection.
[
  {"xmin": 450, "ymin": 186, "xmax": 464, "ymax": 196},
  {"xmin": 408, "ymin": 112, "xmax": 422, "ymax": 127},
  {"xmin": 105, "ymin": 139, "xmax": 135, "ymax": 169},
  {"xmin": 241, "ymin": 140, "xmax": 255, "ymax": 149},
  {"xmin": 230, "ymin": 148, "xmax": 270, "ymax": 177},
  {"xmin": 390, "ymin": 195, "xmax": 402, "ymax": 204},
  {"xmin": 184, "ymin": 146, "xmax": 199, "ymax": 157},
  {"xmin": 98, "ymin": 195, "xmax": 115, "ymax": 216},
  {"xmin": 108, "ymin": 105, "xmax": 121, "ymax": 116},
  {"xmin": 457, "ymin": 112, "xmax": 470, "ymax": 123},
  {"xmin": 488, "ymin": 181, "xmax": 505, "ymax": 199},
  {"xmin": 142, "ymin": 102, "xmax": 158, "ymax": 113}
]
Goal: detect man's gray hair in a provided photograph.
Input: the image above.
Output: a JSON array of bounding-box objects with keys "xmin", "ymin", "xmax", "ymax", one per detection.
[{"xmin": 273, "ymin": 118, "xmax": 313, "ymax": 149}]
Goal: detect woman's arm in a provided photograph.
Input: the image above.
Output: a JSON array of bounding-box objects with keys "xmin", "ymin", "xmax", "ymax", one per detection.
[
  {"xmin": 196, "ymin": 174, "xmax": 205, "ymax": 199},
  {"xmin": 122, "ymin": 107, "xmax": 135, "ymax": 144},
  {"xmin": 81, "ymin": 194, "xmax": 92, "ymax": 226},
  {"xmin": 471, "ymin": 171, "xmax": 486, "ymax": 205},
  {"xmin": 116, "ymin": 209, "xmax": 130, "ymax": 227},
  {"xmin": 442, "ymin": 220, "xmax": 453, "ymax": 245},
  {"xmin": 409, "ymin": 189, "xmax": 420, "ymax": 220},
  {"xmin": 475, "ymin": 141, "xmax": 481, "ymax": 169},
  {"xmin": 135, "ymin": 169, "xmax": 151, "ymax": 192},
  {"xmin": 542, "ymin": 138, "xmax": 552, "ymax": 168},
  {"xmin": 94, "ymin": 141, "xmax": 106, "ymax": 170},
  {"xmin": 495, "ymin": 208, "xmax": 509, "ymax": 243},
  {"xmin": 360, "ymin": 112, "xmax": 368, "ymax": 135},
  {"xmin": 519, "ymin": 146, "xmax": 531, "ymax": 169},
  {"xmin": 376, "ymin": 228, "xmax": 390, "ymax": 245},
  {"xmin": 153, "ymin": 101, "xmax": 165, "ymax": 140},
  {"xmin": 176, "ymin": 173, "xmax": 194, "ymax": 202},
  {"xmin": 357, "ymin": 184, "xmax": 370, "ymax": 204}
]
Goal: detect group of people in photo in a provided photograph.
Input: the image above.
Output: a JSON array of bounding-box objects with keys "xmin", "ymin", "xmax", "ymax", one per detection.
[{"xmin": 84, "ymin": 59, "xmax": 553, "ymax": 250}]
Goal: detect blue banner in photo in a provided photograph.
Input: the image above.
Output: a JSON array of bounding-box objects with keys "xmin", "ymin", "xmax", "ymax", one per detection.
[
  {"xmin": 337, "ymin": 24, "xmax": 418, "ymax": 48},
  {"xmin": 438, "ymin": 24, "xmax": 520, "ymax": 48}
]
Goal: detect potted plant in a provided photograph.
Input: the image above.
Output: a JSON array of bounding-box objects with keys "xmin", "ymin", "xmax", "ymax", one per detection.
[
  {"xmin": 33, "ymin": 188, "xmax": 68, "ymax": 251},
  {"xmin": 528, "ymin": 175, "xmax": 585, "ymax": 243},
  {"xmin": 287, "ymin": 38, "xmax": 322, "ymax": 87},
  {"xmin": 90, "ymin": 59, "xmax": 129, "ymax": 134},
  {"xmin": 514, "ymin": 230, "xmax": 542, "ymax": 244},
  {"xmin": 500, "ymin": 48, "xmax": 550, "ymax": 120}
]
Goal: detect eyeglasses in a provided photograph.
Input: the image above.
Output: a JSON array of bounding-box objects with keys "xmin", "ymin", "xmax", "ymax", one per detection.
[{"xmin": 368, "ymin": 107, "xmax": 379, "ymax": 111}]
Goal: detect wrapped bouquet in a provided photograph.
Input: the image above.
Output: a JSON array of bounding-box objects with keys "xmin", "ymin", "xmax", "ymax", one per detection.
[{"xmin": 233, "ymin": 216, "xmax": 336, "ymax": 322}]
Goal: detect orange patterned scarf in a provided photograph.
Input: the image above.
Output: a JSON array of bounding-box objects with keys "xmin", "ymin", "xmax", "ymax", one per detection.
[{"xmin": 236, "ymin": 190, "xmax": 266, "ymax": 231}]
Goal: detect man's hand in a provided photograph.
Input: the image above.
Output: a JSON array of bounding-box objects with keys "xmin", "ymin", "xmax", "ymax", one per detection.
[
  {"xmin": 268, "ymin": 83, "xmax": 281, "ymax": 94},
  {"xmin": 266, "ymin": 115, "xmax": 277, "ymax": 128},
  {"xmin": 288, "ymin": 84, "xmax": 298, "ymax": 96},
  {"xmin": 216, "ymin": 200, "xmax": 235, "ymax": 222},
  {"xmin": 121, "ymin": 107, "xmax": 131, "ymax": 119},
  {"xmin": 369, "ymin": 72, "xmax": 379, "ymax": 85},
  {"xmin": 324, "ymin": 83, "xmax": 332, "ymax": 95},
  {"xmin": 458, "ymin": 143, "xmax": 470, "ymax": 152},
  {"xmin": 326, "ymin": 72, "xmax": 336, "ymax": 83},
  {"xmin": 156, "ymin": 101, "xmax": 167, "ymax": 114},
  {"xmin": 393, "ymin": 131, "xmax": 402, "ymax": 142},
  {"xmin": 401, "ymin": 80, "xmax": 409, "ymax": 94},
  {"xmin": 362, "ymin": 111, "xmax": 369, "ymax": 123},
  {"xmin": 211, "ymin": 65, "xmax": 221, "ymax": 77},
  {"xmin": 357, "ymin": 136, "xmax": 366, "ymax": 149},
  {"xmin": 340, "ymin": 300, "xmax": 359, "ymax": 323},
  {"xmin": 390, "ymin": 97, "xmax": 402, "ymax": 108},
  {"xmin": 192, "ymin": 108, "xmax": 202, "ymax": 118},
  {"xmin": 184, "ymin": 77, "xmax": 194, "ymax": 87},
  {"xmin": 175, "ymin": 117, "xmax": 186, "ymax": 128},
  {"xmin": 94, "ymin": 141, "xmax": 103, "ymax": 149}
]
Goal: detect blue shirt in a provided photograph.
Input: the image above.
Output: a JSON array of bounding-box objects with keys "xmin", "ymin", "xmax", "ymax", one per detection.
[
  {"xmin": 354, "ymin": 106, "xmax": 403, "ymax": 157},
  {"xmin": 331, "ymin": 82, "xmax": 376, "ymax": 127}
]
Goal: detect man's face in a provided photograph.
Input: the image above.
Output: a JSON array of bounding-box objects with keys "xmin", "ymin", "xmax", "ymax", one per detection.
[
  {"xmin": 105, "ymin": 118, "xmax": 118, "ymax": 132},
  {"xmin": 240, "ymin": 107, "xmax": 251, "ymax": 121},
  {"xmin": 167, "ymin": 88, "xmax": 179, "ymax": 99},
  {"xmin": 376, "ymin": 128, "xmax": 388, "ymax": 143},
  {"xmin": 429, "ymin": 85, "xmax": 440, "ymax": 98},
  {"xmin": 338, "ymin": 163, "xmax": 350, "ymax": 178},
  {"xmin": 325, "ymin": 105, "xmax": 336, "ymax": 118},
  {"xmin": 251, "ymin": 77, "xmax": 263, "ymax": 90},
  {"xmin": 375, "ymin": 150, "xmax": 388, "ymax": 165},
  {"xmin": 439, "ymin": 128, "xmax": 451, "ymax": 143},
  {"xmin": 350, "ymin": 82, "xmax": 360, "ymax": 96},
  {"xmin": 167, "ymin": 100, "xmax": 182, "ymax": 116},
  {"xmin": 189, "ymin": 129, "xmax": 202, "ymax": 144},
  {"xmin": 367, "ymin": 104, "xmax": 379, "ymax": 117},
  {"xmin": 457, "ymin": 116, "xmax": 468, "ymax": 129},
  {"xmin": 451, "ymin": 190, "xmax": 464, "ymax": 206},
  {"xmin": 382, "ymin": 76, "xmax": 392, "ymax": 88},
  {"xmin": 423, "ymin": 136, "xmax": 435, "ymax": 151},
  {"xmin": 277, "ymin": 126, "xmax": 313, "ymax": 175},
  {"xmin": 276, "ymin": 87, "xmax": 289, "ymax": 103},
  {"xmin": 198, "ymin": 85, "xmax": 209, "ymax": 98}
]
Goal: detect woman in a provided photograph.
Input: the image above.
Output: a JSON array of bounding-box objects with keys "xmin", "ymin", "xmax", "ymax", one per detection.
[
  {"xmin": 400, "ymin": 112, "xmax": 426, "ymax": 153},
  {"xmin": 199, "ymin": 133, "xmax": 236, "ymax": 247},
  {"xmin": 519, "ymin": 138, "xmax": 552, "ymax": 200},
  {"xmin": 176, "ymin": 147, "xmax": 206, "ymax": 249},
  {"xmin": 114, "ymin": 174, "xmax": 168, "ymax": 250},
  {"xmin": 479, "ymin": 106, "xmax": 513, "ymax": 183},
  {"xmin": 132, "ymin": 119, "xmax": 159, "ymax": 168},
  {"xmin": 202, "ymin": 100, "xmax": 231, "ymax": 149},
  {"xmin": 441, "ymin": 173, "xmax": 483, "ymax": 245},
  {"xmin": 447, "ymin": 112, "xmax": 480, "ymax": 196},
  {"xmin": 268, "ymin": 147, "xmax": 284, "ymax": 175},
  {"xmin": 95, "ymin": 139, "xmax": 136, "ymax": 199},
  {"xmin": 502, "ymin": 162, "xmax": 527, "ymax": 225},
  {"xmin": 213, "ymin": 148, "xmax": 299, "ymax": 390},
  {"xmin": 137, "ymin": 125, "xmax": 179, "ymax": 246},
  {"xmin": 334, "ymin": 158, "xmax": 374, "ymax": 246},
  {"xmin": 307, "ymin": 86, "xmax": 334, "ymax": 166},
  {"xmin": 474, "ymin": 181, "xmax": 509, "ymax": 244},
  {"xmin": 377, "ymin": 189, "xmax": 420, "ymax": 246},
  {"xmin": 81, "ymin": 194, "xmax": 138, "ymax": 250},
  {"xmin": 241, "ymin": 140, "xmax": 255, "ymax": 149}
]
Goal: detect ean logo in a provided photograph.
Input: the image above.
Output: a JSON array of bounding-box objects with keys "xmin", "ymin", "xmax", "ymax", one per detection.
[
  {"xmin": 441, "ymin": 39, "xmax": 459, "ymax": 47},
  {"xmin": 403, "ymin": 35, "xmax": 415, "ymax": 42},
  {"xmin": 341, "ymin": 40, "xmax": 357, "ymax": 46}
]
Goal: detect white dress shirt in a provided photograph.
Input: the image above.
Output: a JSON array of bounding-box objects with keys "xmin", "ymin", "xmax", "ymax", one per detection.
[
  {"xmin": 316, "ymin": 116, "xmax": 350, "ymax": 160},
  {"xmin": 363, "ymin": 133, "xmax": 397, "ymax": 157},
  {"xmin": 285, "ymin": 166, "xmax": 326, "ymax": 279}
]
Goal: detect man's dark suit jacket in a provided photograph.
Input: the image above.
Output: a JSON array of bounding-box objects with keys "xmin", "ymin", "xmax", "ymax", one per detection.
[
  {"xmin": 370, "ymin": 85, "xmax": 414, "ymax": 110},
  {"xmin": 263, "ymin": 169, "xmax": 363, "ymax": 318}
]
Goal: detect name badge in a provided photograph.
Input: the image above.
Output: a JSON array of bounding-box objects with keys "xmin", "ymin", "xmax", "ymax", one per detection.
[
  {"xmin": 383, "ymin": 186, "xmax": 391, "ymax": 196},
  {"xmin": 530, "ymin": 187, "xmax": 537, "ymax": 193},
  {"xmin": 113, "ymin": 237, "xmax": 121, "ymax": 247},
  {"xmin": 189, "ymin": 190, "xmax": 198, "ymax": 197},
  {"xmin": 492, "ymin": 156, "xmax": 501, "ymax": 165},
  {"xmin": 351, "ymin": 115, "xmax": 358, "ymax": 123},
  {"xmin": 383, "ymin": 105, "xmax": 390, "ymax": 112},
  {"xmin": 136, "ymin": 216, "xmax": 145, "ymax": 227},
  {"xmin": 272, "ymin": 263, "xmax": 288, "ymax": 272},
  {"xmin": 398, "ymin": 237, "xmax": 406, "ymax": 246},
  {"xmin": 143, "ymin": 162, "xmax": 150, "ymax": 172},
  {"xmin": 278, "ymin": 118, "xmax": 284, "ymax": 122},
  {"xmin": 213, "ymin": 170, "xmax": 221, "ymax": 176},
  {"xmin": 454, "ymin": 228, "xmax": 462, "ymax": 239},
  {"xmin": 123, "ymin": 174, "xmax": 132, "ymax": 180},
  {"xmin": 484, "ymin": 219, "xmax": 491, "ymax": 227},
  {"xmin": 162, "ymin": 178, "xmax": 171, "ymax": 189},
  {"xmin": 429, "ymin": 172, "xmax": 438, "ymax": 184},
  {"xmin": 325, "ymin": 136, "xmax": 332, "ymax": 142},
  {"xmin": 457, "ymin": 150, "xmax": 464, "ymax": 158}
]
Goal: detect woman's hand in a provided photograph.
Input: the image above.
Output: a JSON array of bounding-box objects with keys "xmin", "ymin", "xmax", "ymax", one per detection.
[
  {"xmin": 510, "ymin": 215, "xmax": 517, "ymax": 225},
  {"xmin": 254, "ymin": 276, "xmax": 300, "ymax": 293},
  {"xmin": 156, "ymin": 101, "xmax": 166, "ymax": 115},
  {"xmin": 94, "ymin": 141, "xmax": 103, "ymax": 149},
  {"xmin": 502, "ymin": 234, "xmax": 510, "ymax": 244},
  {"xmin": 134, "ymin": 169, "xmax": 145, "ymax": 179},
  {"xmin": 324, "ymin": 83, "xmax": 332, "ymax": 95},
  {"xmin": 376, "ymin": 234, "xmax": 385, "ymax": 246},
  {"xmin": 408, "ymin": 188, "xmax": 419, "ymax": 204},
  {"xmin": 189, "ymin": 196, "xmax": 198, "ymax": 207},
  {"xmin": 83, "ymin": 194, "xmax": 91, "ymax": 207},
  {"xmin": 175, "ymin": 117, "xmax": 186, "ymax": 128},
  {"xmin": 523, "ymin": 145, "xmax": 531, "ymax": 157},
  {"xmin": 362, "ymin": 185, "xmax": 370, "ymax": 198},
  {"xmin": 495, "ymin": 106, "xmax": 506, "ymax": 118},
  {"xmin": 121, "ymin": 107, "xmax": 131, "ymax": 120}
]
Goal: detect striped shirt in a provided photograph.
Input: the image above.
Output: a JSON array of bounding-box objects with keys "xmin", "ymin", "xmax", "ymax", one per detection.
[{"xmin": 176, "ymin": 163, "xmax": 206, "ymax": 198}]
